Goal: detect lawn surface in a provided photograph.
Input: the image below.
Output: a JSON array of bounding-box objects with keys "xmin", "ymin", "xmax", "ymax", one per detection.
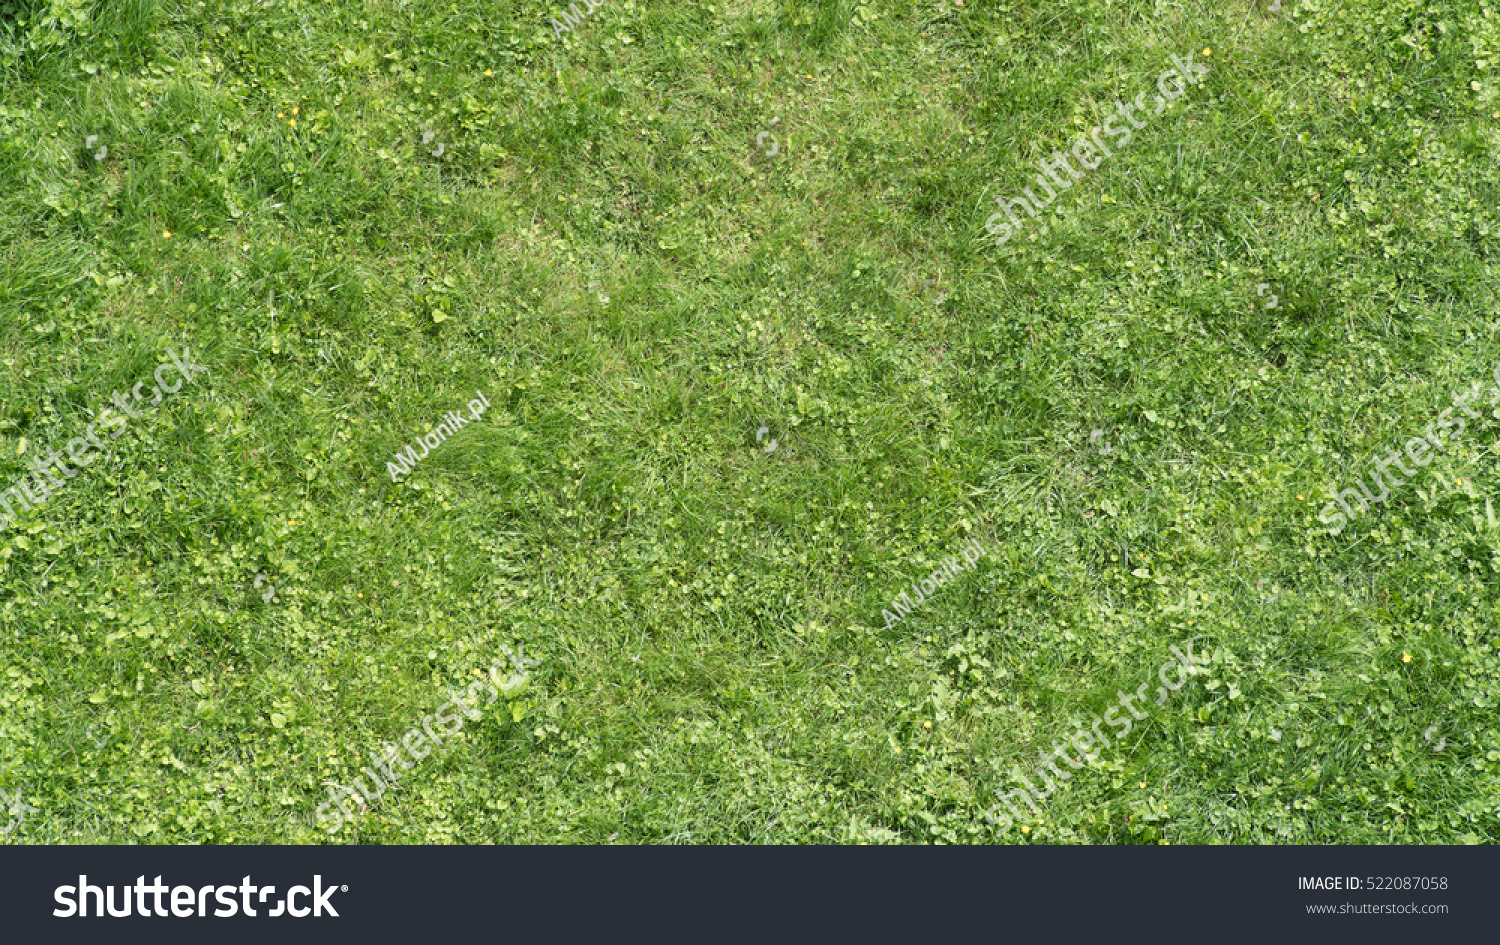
[{"xmin": 1, "ymin": 0, "xmax": 1499, "ymax": 843}]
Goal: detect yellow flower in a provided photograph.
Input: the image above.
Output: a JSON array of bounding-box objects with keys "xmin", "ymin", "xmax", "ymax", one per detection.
[
  {"xmin": 485, "ymin": 69, "xmax": 493, "ymax": 76},
  {"xmin": 1296, "ymin": 494, "xmax": 1304, "ymax": 500},
  {"xmin": 1202, "ymin": 48, "xmax": 1211, "ymax": 56},
  {"xmin": 922, "ymin": 720, "xmax": 931, "ymax": 730},
  {"xmin": 289, "ymin": 119, "xmax": 297, "ymax": 127},
  {"xmin": 276, "ymin": 112, "xmax": 283, "ymax": 118},
  {"xmin": 1139, "ymin": 781, "xmax": 1146, "ymax": 788},
  {"xmin": 893, "ymin": 745, "xmax": 901, "ymax": 753},
  {"xmin": 1402, "ymin": 652, "xmax": 1412, "ymax": 663},
  {"xmin": 162, "ymin": 230, "xmax": 171, "ymax": 238},
  {"xmin": 1021, "ymin": 825, "xmax": 1030, "ymax": 833},
  {"xmin": 292, "ymin": 106, "xmax": 299, "ymax": 115}
]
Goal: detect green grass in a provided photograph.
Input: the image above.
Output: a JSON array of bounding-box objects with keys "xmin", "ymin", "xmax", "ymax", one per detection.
[{"xmin": 1, "ymin": 0, "xmax": 1498, "ymax": 844}]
